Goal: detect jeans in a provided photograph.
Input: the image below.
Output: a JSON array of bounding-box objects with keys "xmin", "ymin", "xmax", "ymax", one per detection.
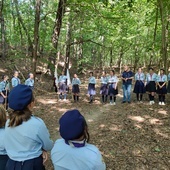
[{"xmin": 122, "ymin": 84, "xmax": 132, "ymax": 102}]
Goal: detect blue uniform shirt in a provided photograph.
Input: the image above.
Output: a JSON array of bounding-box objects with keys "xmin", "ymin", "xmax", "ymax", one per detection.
[
  {"xmin": 0, "ymin": 81, "xmax": 10, "ymax": 92},
  {"xmin": 59, "ymin": 75, "xmax": 67, "ymax": 83},
  {"xmin": 11, "ymin": 77, "xmax": 20, "ymax": 87},
  {"xmin": 167, "ymin": 73, "xmax": 170, "ymax": 81},
  {"xmin": 100, "ymin": 76, "xmax": 108, "ymax": 84},
  {"xmin": 51, "ymin": 139, "xmax": 106, "ymax": 170},
  {"xmin": 0, "ymin": 128, "xmax": 7, "ymax": 155},
  {"xmin": 25, "ymin": 78, "xmax": 34, "ymax": 87},
  {"xmin": 156, "ymin": 74, "xmax": 167, "ymax": 82},
  {"xmin": 4, "ymin": 116, "xmax": 53, "ymax": 161},
  {"xmin": 122, "ymin": 71, "xmax": 134, "ymax": 85},
  {"xmin": 108, "ymin": 75, "xmax": 118, "ymax": 83},
  {"xmin": 145, "ymin": 73, "xmax": 157, "ymax": 83},
  {"xmin": 89, "ymin": 76, "xmax": 96, "ymax": 84},
  {"xmin": 72, "ymin": 78, "xmax": 81, "ymax": 85},
  {"xmin": 134, "ymin": 72, "xmax": 145, "ymax": 81}
]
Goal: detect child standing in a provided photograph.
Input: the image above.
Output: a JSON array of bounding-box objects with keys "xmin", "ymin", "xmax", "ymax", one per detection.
[
  {"xmin": 100, "ymin": 71, "xmax": 108, "ymax": 103},
  {"xmin": 72, "ymin": 74, "xmax": 81, "ymax": 102},
  {"xmin": 58, "ymin": 71, "xmax": 68, "ymax": 101},
  {"xmin": 108, "ymin": 70, "xmax": 118, "ymax": 105},
  {"xmin": 25, "ymin": 73, "xmax": 34, "ymax": 90},
  {"xmin": 11, "ymin": 71, "xmax": 20, "ymax": 88},
  {"xmin": 156, "ymin": 69, "xmax": 167, "ymax": 105},
  {"xmin": 145, "ymin": 68, "xmax": 157, "ymax": 105},
  {"xmin": 133, "ymin": 68, "xmax": 145, "ymax": 102},
  {"xmin": 88, "ymin": 72, "xmax": 96, "ymax": 103}
]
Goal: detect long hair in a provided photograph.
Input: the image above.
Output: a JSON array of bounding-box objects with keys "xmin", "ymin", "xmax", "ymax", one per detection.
[
  {"xmin": 8, "ymin": 96, "xmax": 35, "ymax": 127},
  {"xmin": 73, "ymin": 118, "xmax": 90, "ymax": 142},
  {"xmin": 0, "ymin": 106, "xmax": 6, "ymax": 128}
]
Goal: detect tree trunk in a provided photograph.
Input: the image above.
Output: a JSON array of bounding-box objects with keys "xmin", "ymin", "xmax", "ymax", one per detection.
[
  {"xmin": 149, "ymin": 6, "xmax": 158, "ymax": 68},
  {"xmin": 14, "ymin": 0, "xmax": 32, "ymax": 51},
  {"xmin": 52, "ymin": 0, "xmax": 67, "ymax": 50},
  {"xmin": 65, "ymin": 17, "xmax": 72, "ymax": 73},
  {"xmin": 158, "ymin": 0, "xmax": 168, "ymax": 72},
  {"xmin": 32, "ymin": 0, "xmax": 41, "ymax": 77},
  {"xmin": 0, "ymin": 0, "xmax": 6, "ymax": 58}
]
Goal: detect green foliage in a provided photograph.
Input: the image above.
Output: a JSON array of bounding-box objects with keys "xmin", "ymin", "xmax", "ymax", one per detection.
[{"xmin": 1, "ymin": 0, "xmax": 169, "ymax": 70}]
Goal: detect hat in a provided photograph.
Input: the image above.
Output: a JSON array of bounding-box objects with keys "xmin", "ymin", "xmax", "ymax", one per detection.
[
  {"xmin": 59, "ymin": 109, "xmax": 86, "ymax": 140},
  {"xmin": 8, "ymin": 84, "xmax": 33, "ymax": 111}
]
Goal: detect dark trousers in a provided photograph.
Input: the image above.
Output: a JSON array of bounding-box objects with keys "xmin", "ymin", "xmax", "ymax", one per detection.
[
  {"xmin": 5, "ymin": 156, "xmax": 45, "ymax": 170},
  {"xmin": 0, "ymin": 155, "xmax": 9, "ymax": 170}
]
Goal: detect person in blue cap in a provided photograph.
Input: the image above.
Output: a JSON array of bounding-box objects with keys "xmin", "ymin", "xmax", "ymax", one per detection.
[
  {"xmin": 4, "ymin": 84, "xmax": 53, "ymax": 170},
  {"xmin": 25, "ymin": 73, "xmax": 34, "ymax": 89},
  {"xmin": 0, "ymin": 106, "xmax": 8, "ymax": 170},
  {"xmin": 11, "ymin": 71, "xmax": 20, "ymax": 88},
  {"xmin": 51, "ymin": 109, "xmax": 106, "ymax": 170}
]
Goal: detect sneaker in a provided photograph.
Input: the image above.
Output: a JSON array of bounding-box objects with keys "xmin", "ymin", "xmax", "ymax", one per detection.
[
  {"xmin": 113, "ymin": 102, "xmax": 116, "ymax": 105},
  {"xmin": 128, "ymin": 101, "xmax": 131, "ymax": 104},
  {"xmin": 59, "ymin": 99, "xmax": 62, "ymax": 101},
  {"xmin": 152, "ymin": 101, "xmax": 155, "ymax": 104},
  {"xmin": 110, "ymin": 102, "xmax": 113, "ymax": 105},
  {"xmin": 149, "ymin": 101, "xmax": 152, "ymax": 105},
  {"xmin": 159, "ymin": 102, "xmax": 162, "ymax": 105},
  {"xmin": 63, "ymin": 99, "xmax": 67, "ymax": 101},
  {"xmin": 122, "ymin": 101, "xmax": 126, "ymax": 103},
  {"xmin": 162, "ymin": 102, "xmax": 165, "ymax": 105}
]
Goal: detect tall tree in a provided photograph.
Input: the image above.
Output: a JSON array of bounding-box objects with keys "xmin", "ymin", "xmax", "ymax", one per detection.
[
  {"xmin": 32, "ymin": 0, "xmax": 41, "ymax": 76},
  {"xmin": 52, "ymin": 0, "xmax": 67, "ymax": 50},
  {"xmin": 0, "ymin": 0, "xmax": 6, "ymax": 58}
]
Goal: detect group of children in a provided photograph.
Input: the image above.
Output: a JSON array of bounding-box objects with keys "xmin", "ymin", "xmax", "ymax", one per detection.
[
  {"xmin": 0, "ymin": 85, "xmax": 106, "ymax": 170},
  {"xmin": 0, "ymin": 71, "xmax": 34, "ymax": 108},
  {"xmin": 57, "ymin": 66, "xmax": 170, "ymax": 105}
]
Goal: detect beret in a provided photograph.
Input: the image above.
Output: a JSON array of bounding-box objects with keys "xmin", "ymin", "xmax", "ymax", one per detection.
[
  {"xmin": 59, "ymin": 109, "xmax": 85, "ymax": 140},
  {"xmin": 8, "ymin": 84, "xmax": 33, "ymax": 111}
]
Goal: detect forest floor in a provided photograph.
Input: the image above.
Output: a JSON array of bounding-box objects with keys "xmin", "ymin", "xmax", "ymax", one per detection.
[{"xmin": 34, "ymin": 81, "xmax": 170, "ymax": 170}]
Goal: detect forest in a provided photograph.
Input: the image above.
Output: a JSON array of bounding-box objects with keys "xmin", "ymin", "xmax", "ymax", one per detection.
[
  {"xmin": 0, "ymin": 0, "xmax": 170, "ymax": 75},
  {"xmin": 0, "ymin": 0, "xmax": 170, "ymax": 170}
]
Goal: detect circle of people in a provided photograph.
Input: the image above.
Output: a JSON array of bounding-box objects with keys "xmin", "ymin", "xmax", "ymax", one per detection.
[
  {"xmin": 0, "ymin": 73, "xmax": 106, "ymax": 169},
  {"xmin": 58, "ymin": 66, "xmax": 170, "ymax": 106},
  {"xmin": 0, "ymin": 66, "xmax": 169, "ymax": 170}
]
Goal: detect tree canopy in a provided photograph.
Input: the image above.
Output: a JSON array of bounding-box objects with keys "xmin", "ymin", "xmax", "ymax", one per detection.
[{"xmin": 0, "ymin": 0, "xmax": 169, "ymax": 74}]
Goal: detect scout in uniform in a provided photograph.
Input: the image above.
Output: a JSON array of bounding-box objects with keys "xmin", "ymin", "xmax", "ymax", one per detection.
[
  {"xmin": 4, "ymin": 85, "xmax": 53, "ymax": 170},
  {"xmin": 100, "ymin": 71, "xmax": 108, "ymax": 103},
  {"xmin": 0, "ymin": 75, "xmax": 10, "ymax": 109},
  {"xmin": 133, "ymin": 68, "xmax": 145, "ymax": 102},
  {"xmin": 88, "ymin": 72, "xmax": 96, "ymax": 103},
  {"xmin": 108, "ymin": 70, "xmax": 118, "ymax": 105},
  {"xmin": 25, "ymin": 73, "xmax": 34, "ymax": 90},
  {"xmin": 167, "ymin": 72, "xmax": 170, "ymax": 93},
  {"xmin": 0, "ymin": 106, "xmax": 8, "ymax": 170},
  {"xmin": 11, "ymin": 71, "xmax": 20, "ymax": 88},
  {"xmin": 121, "ymin": 66, "xmax": 134, "ymax": 103},
  {"xmin": 51, "ymin": 109, "xmax": 106, "ymax": 170},
  {"xmin": 145, "ymin": 68, "xmax": 157, "ymax": 105},
  {"xmin": 156, "ymin": 69, "xmax": 167, "ymax": 105},
  {"xmin": 58, "ymin": 71, "xmax": 68, "ymax": 101},
  {"xmin": 72, "ymin": 74, "xmax": 81, "ymax": 102}
]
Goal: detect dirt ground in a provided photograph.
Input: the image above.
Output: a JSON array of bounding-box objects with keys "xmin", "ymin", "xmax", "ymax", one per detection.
[{"xmin": 34, "ymin": 81, "xmax": 170, "ymax": 170}]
